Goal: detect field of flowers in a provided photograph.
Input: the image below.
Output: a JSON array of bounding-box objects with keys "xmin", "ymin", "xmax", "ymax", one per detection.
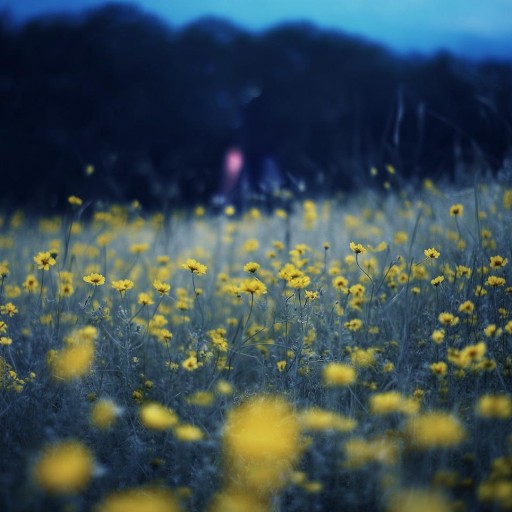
[{"xmin": 1, "ymin": 176, "xmax": 512, "ymax": 512}]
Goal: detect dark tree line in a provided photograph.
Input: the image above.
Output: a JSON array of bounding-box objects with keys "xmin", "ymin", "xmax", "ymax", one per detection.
[{"xmin": 1, "ymin": 3, "xmax": 511, "ymax": 211}]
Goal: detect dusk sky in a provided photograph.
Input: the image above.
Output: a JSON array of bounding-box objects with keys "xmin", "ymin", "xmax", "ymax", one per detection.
[{"xmin": 1, "ymin": 0, "xmax": 511, "ymax": 59}]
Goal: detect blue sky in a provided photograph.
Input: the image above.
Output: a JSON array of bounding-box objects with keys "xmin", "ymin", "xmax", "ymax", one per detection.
[{"xmin": 2, "ymin": 0, "xmax": 511, "ymax": 59}]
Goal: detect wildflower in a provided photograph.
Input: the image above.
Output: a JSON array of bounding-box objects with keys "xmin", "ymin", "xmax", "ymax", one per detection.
[
  {"xmin": 243, "ymin": 239, "xmax": 259, "ymax": 252},
  {"xmin": 458, "ymin": 300, "xmax": 475, "ymax": 314},
  {"xmin": 111, "ymin": 279, "xmax": 134, "ymax": 293},
  {"xmin": 0, "ymin": 320, "xmax": 7, "ymax": 333},
  {"xmin": 431, "ymin": 329, "xmax": 445, "ymax": 344},
  {"xmin": 33, "ymin": 440, "xmax": 94, "ymax": 495},
  {"xmin": 0, "ymin": 302, "xmax": 18, "ymax": 317},
  {"xmin": 344, "ymin": 318, "xmax": 363, "ymax": 332},
  {"xmin": 350, "ymin": 347, "xmax": 376, "ymax": 367},
  {"xmin": 455, "ymin": 265, "xmax": 471, "ymax": 278},
  {"xmin": 207, "ymin": 328, "xmax": 228, "ymax": 352},
  {"xmin": 129, "ymin": 243, "xmax": 149, "ymax": 254},
  {"xmin": 424, "ymin": 248, "xmax": 440, "ymax": 259},
  {"xmin": 343, "ymin": 436, "xmax": 398, "ymax": 468},
  {"xmin": 174, "ymin": 424, "xmax": 204, "ymax": 442},
  {"xmin": 430, "ymin": 362, "xmax": 448, "ymax": 377},
  {"xmin": 438, "ymin": 312, "xmax": 459, "ymax": 327},
  {"xmin": 490, "ymin": 255, "xmax": 508, "ymax": 269},
  {"xmin": 222, "ymin": 395, "xmax": 301, "ymax": 495},
  {"xmin": 187, "ymin": 390, "xmax": 214, "ymax": 407},
  {"xmin": 50, "ymin": 342, "xmax": 95, "ymax": 380},
  {"xmin": 243, "ymin": 262, "xmax": 260, "ymax": 274},
  {"xmin": 406, "ymin": 411, "xmax": 466, "ymax": 449},
  {"xmin": 449, "ymin": 203, "xmax": 464, "ymax": 216},
  {"xmin": 476, "ymin": 395, "xmax": 512, "ymax": 419},
  {"xmin": 387, "ymin": 488, "xmax": 452, "ymax": 512},
  {"xmin": 59, "ymin": 282, "xmax": 74, "ymax": 297},
  {"xmin": 34, "ymin": 251, "xmax": 56, "ymax": 271},
  {"xmin": 91, "ymin": 399, "xmax": 121, "ymax": 429},
  {"xmin": 181, "ymin": 258, "xmax": 207, "ymax": 275},
  {"xmin": 304, "ymin": 290, "xmax": 319, "ymax": 300},
  {"xmin": 430, "ymin": 275, "xmax": 444, "ymax": 287},
  {"xmin": 207, "ymin": 490, "xmax": 270, "ymax": 512},
  {"xmin": 95, "ymin": 487, "xmax": 183, "ymax": 512},
  {"xmin": 182, "ymin": 355, "xmax": 199, "ymax": 371},
  {"xmin": 239, "ymin": 278, "xmax": 267, "ymax": 296},
  {"xmin": 349, "ymin": 242, "xmax": 367, "ymax": 254},
  {"xmin": 369, "ymin": 391, "xmax": 419, "ymax": 415},
  {"xmin": 139, "ymin": 402, "xmax": 178, "ymax": 430},
  {"xmin": 322, "ymin": 362, "xmax": 356, "ymax": 387},
  {"xmin": 137, "ymin": 293, "xmax": 153, "ymax": 306},
  {"xmin": 67, "ymin": 195, "xmax": 83, "ymax": 206},
  {"xmin": 299, "ymin": 408, "xmax": 357, "ymax": 432},
  {"xmin": 487, "ymin": 275, "xmax": 506, "ymax": 287},
  {"xmin": 276, "ymin": 360, "xmax": 287, "ymax": 372},
  {"xmin": 153, "ymin": 279, "xmax": 171, "ymax": 296},
  {"xmin": 0, "ymin": 336, "xmax": 12, "ymax": 346},
  {"xmin": 332, "ymin": 275, "xmax": 349, "ymax": 293},
  {"xmin": 484, "ymin": 324, "xmax": 502, "ymax": 338},
  {"xmin": 215, "ymin": 380, "xmax": 233, "ymax": 396},
  {"xmin": 83, "ymin": 273, "xmax": 105, "ymax": 286}
]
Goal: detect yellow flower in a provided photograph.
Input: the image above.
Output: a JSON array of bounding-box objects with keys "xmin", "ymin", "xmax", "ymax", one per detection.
[
  {"xmin": 431, "ymin": 329, "xmax": 445, "ymax": 344},
  {"xmin": 33, "ymin": 440, "xmax": 94, "ymax": 495},
  {"xmin": 344, "ymin": 318, "xmax": 363, "ymax": 332},
  {"xmin": 222, "ymin": 395, "xmax": 301, "ymax": 495},
  {"xmin": 304, "ymin": 290, "xmax": 319, "ymax": 300},
  {"xmin": 129, "ymin": 243, "xmax": 149, "ymax": 254},
  {"xmin": 424, "ymin": 248, "xmax": 440, "ymax": 259},
  {"xmin": 449, "ymin": 203, "xmax": 464, "ymax": 216},
  {"xmin": 34, "ymin": 251, "xmax": 56, "ymax": 271},
  {"xmin": 67, "ymin": 195, "xmax": 83, "ymax": 206},
  {"xmin": 174, "ymin": 424, "xmax": 204, "ymax": 442},
  {"xmin": 153, "ymin": 279, "xmax": 171, "ymax": 296},
  {"xmin": 139, "ymin": 402, "xmax": 179, "ymax": 430},
  {"xmin": 349, "ymin": 242, "xmax": 367, "ymax": 254},
  {"xmin": 239, "ymin": 278, "xmax": 267, "ymax": 296},
  {"xmin": 369, "ymin": 391, "xmax": 419, "ymax": 415},
  {"xmin": 343, "ymin": 436, "xmax": 398, "ymax": 468},
  {"xmin": 475, "ymin": 395, "xmax": 512, "ymax": 419},
  {"xmin": 137, "ymin": 292, "xmax": 154, "ymax": 305},
  {"xmin": 487, "ymin": 275, "xmax": 506, "ymax": 287},
  {"xmin": 95, "ymin": 486, "xmax": 183, "ymax": 512},
  {"xmin": 387, "ymin": 488, "xmax": 452, "ymax": 512},
  {"xmin": 458, "ymin": 300, "xmax": 475, "ymax": 314},
  {"xmin": 83, "ymin": 273, "xmax": 105, "ymax": 286},
  {"xmin": 50, "ymin": 342, "xmax": 95, "ymax": 380},
  {"xmin": 322, "ymin": 362, "xmax": 356, "ymax": 387},
  {"xmin": 111, "ymin": 279, "xmax": 134, "ymax": 292},
  {"xmin": 0, "ymin": 336, "xmax": 12, "ymax": 346},
  {"xmin": 430, "ymin": 361, "xmax": 448, "ymax": 377},
  {"xmin": 182, "ymin": 355, "xmax": 199, "ymax": 371},
  {"xmin": 181, "ymin": 258, "xmax": 207, "ymax": 275},
  {"xmin": 243, "ymin": 262, "xmax": 260, "ymax": 273},
  {"xmin": 490, "ymin": 255, "xmax": 508, "ymax": 268},
  {"xmin": 299, "ymin": 408, "xmax": 357, "ymax": 432},
  {"xmin": 0, "ymin": 302, "xmax": 18, "ymax": 317},
  {"xmin": 207, "ymin": 489, "xmax": 269, "ymax": 512},
  {"xmin": 276, "ymin": 360, "xmax": 287, "ymax": 372},
  {"xmin": 438, "ymin": 312, "xmax": 459, "ymax": 327},
  {"xmin": 406, "ymin": 411, "xmax": 466, "ymax": 449},
  {"xmin": 91, "ymin": 399, "xmax": 121, "ymax": 429},
  {"xmin": 430, "ymin": 275, "xmax": 444, "ymax": 287}
]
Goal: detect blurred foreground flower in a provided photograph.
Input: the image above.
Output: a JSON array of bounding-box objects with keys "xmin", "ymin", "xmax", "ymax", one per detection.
[
  {"xmin": 221, "ymin": 395, "xmax": 301, "ymax": 496},
  {"xmin": 95, "ymin": 486, "xmax": 183, "ymax": 512},
  {"xmin": 33, "ymin": 440, "xmax": 94, "ymax": 495}
]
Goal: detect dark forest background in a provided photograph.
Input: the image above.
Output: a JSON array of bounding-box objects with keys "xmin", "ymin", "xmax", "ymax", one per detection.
[{"xmin": 1, "ymin": 3, "xmax": 512, "ymax": 211}]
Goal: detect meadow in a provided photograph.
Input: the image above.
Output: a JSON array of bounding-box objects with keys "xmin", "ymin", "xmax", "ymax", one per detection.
[{"xmin": 1, "ymin": 173, "xmax": 512, "ymax": 512}]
